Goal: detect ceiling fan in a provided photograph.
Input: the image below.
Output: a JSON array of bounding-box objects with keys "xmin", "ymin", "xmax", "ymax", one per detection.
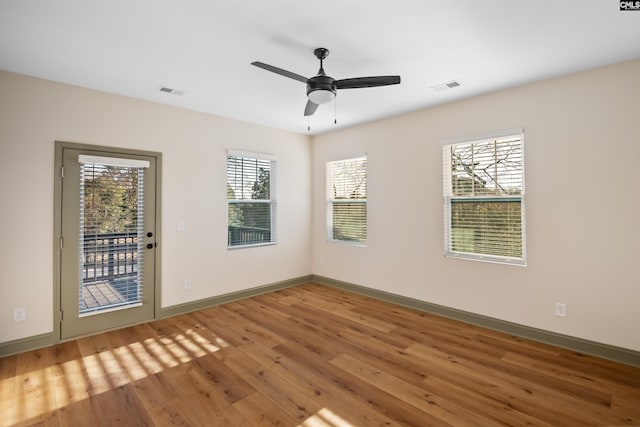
[{"xmin": 251, "ymin": 48, "xmax": 401, "ymax": 116}]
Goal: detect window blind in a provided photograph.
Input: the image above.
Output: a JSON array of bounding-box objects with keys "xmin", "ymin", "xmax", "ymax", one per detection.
[
  {"xmin": 443, "ymin": 133, "xmax": 526, "ymax": 264},
  {"xmin": 227, "ymin": 151, "xmax": 277, "ymax": 248},
  {"xmin": 78, "ymin": 157, "xmax": 145, "ymax": 314},
  {"xmin": 327, "ymin": 156, "xmax": 367, "ymax": 244}
]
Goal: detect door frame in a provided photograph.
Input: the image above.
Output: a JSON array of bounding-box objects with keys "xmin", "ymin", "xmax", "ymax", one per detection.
[{"xmin": 53, "ymin": 141, "xmax": 162, "ymax": 341}]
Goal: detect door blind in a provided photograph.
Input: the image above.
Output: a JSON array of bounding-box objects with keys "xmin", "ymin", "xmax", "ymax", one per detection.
[{"xmin": 78, "ymin": 157, "xmax": 146, "ymax": 314}]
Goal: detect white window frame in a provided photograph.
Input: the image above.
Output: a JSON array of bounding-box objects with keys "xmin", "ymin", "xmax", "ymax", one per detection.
[
  {"xmin": 442, "ymin": 129, "xmax": 526, "ymax": 265},
  {"xmin": 326, "ymin": 156, "xmax": 367, "ymax": 246},
  {"xmin": 226, "ymin": 150, "xmax": 277, "ymax": 249}
]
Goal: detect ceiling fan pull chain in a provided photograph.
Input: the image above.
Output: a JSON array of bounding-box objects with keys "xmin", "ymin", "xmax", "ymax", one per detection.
[
  {"xmin": 307, "ymin": 116, "xmax": 311, "ymax": 132},
  {"xmin": 334, "ymin": 96, "xmax": 337, "ymax": 124}
]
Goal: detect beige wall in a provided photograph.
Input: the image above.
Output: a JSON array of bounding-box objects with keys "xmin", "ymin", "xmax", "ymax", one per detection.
[
  {"xmin": 311, "ymin": 59, "xmax": 640, "ymax": 352},
  {"xmin": 2, "ymin": 59, "xmax": 639, "ymax": 353},
  {"xmin": 0, "ymin": 71, "xmax": 312, "ymax": 343}
]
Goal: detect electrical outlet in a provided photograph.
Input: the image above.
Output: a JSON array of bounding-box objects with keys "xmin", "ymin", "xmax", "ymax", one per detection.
[
  {"xmin": 555, "ymin": 302, "xmax": 567, "ymax": 318},
  {"xmin": 184, "ymin": 279, "xmax": 192, "ymax": 290},
  {"xmin": 14, "ymin": 308, "xmax": 26, "ymax": 322}
]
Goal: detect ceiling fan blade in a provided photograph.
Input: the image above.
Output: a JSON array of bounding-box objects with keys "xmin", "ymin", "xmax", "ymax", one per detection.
[
  {"xmin": 304, "ymin": 99, "xmax": 319, "ymax": 116},
  {"xmin": 251, "ymin": 62, "xmax": 308, "ymax": 83},
  {"xmin": 335, "ymin": 76, "xmax": 401, "ymax": 89}
]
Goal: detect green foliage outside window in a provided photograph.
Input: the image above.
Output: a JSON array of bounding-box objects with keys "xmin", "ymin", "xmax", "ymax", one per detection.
[
  {"xmin": 328, "ymin": 157, "xmax": 367, "ymax": 245},
  {"xmin": 445, "ymin": 134, "xmax": 525, "ymax": 263},
  {"xmin": 227, "ymin": 154, "xmax": 275, "ymax": 247},
  {"xmin": 82, "ymin": 165, "xmax": 140, "ymax": 234}
]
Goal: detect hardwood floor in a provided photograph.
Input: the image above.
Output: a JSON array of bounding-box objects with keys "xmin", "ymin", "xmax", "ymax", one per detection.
[{"xmin": 1, "ymin": 282, "xmax": 639, "ymax": 426}]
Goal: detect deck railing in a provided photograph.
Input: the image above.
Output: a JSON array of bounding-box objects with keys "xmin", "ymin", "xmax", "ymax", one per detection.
[
  {"xmin": 81, "ymin": 227, "xmax": 271, "ymax": 282},
  {"xmin": 82, "ymin": 232, "xmax": 139, "ymax": 282},
  {"xmin": 228, "ymin": 225, "xmax": 271, "ymax": 246}
]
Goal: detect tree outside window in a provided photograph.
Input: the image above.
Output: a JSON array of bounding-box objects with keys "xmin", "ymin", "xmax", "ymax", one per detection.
[
  {"xmin": 327, "ymin": 156, "xmax": 367, "ymax": 245},
  {"xmin": 227, "ymin": 152, "xmax": 276, "ymax": 248},
  {"xmin": 443, "ymin": 132, "xmax": 526, "ymax": 264}
]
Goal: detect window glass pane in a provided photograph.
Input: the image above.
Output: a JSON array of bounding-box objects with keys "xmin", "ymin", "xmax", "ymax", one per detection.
[
  {"xmin": 332, "ymin": 202, "xmax": 367, "ymax": 243},
  {"xmin": 228, "ymin": 202, "xmax": 271, "ymax": 246},
  {"xmin": 227, "ymin": 157, "xmax": 271, "ymax": 200},
  {"xmin": 330, "ymin": 158, "xmax": 367, "ymax": 199},
  {"xmin": 450, "ymin": 137, "xmax": 523, "ymax": 196},
  {"xmin": 451, "ymin": 199, "xmax": 522, "ymax": 258}
]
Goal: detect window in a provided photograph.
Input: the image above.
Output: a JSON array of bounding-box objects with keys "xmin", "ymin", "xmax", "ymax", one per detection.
[
  {"xmin": 327, "ymin": 156, "xmax": 367, "ymax": 245},
  {"xmin": 227, "ymin": 151, "xmax": 276, "ymax": 248},
  {"xmin": 443, "ymin": 130, "xmax": 526, "ymax": 265}
]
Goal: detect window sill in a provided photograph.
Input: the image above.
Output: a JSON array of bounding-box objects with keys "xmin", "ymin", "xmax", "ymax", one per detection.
[
  {"xmin": 228, "ymin": 242, "xmax": 276, "ymax": 250},
  {"xmin": 445, "ymin": 252, "xmax": 526, "ymax": 267}
]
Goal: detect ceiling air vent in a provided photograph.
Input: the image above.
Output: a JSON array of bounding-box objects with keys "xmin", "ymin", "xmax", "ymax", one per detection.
[
  {"xmin": 158, "ymin": 86, "xmax": 185, "ymax": 96},
  {"xmin": 432, "ymin": 80, "xmax": 462, "ymax": 92}
]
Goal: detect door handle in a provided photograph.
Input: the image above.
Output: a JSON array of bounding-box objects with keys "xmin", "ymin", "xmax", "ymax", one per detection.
[{"xmin": 146, "ymin": 243, "xmax": 154, "ymax": 249}]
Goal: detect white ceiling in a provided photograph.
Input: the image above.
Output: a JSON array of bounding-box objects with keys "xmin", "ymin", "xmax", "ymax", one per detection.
[{"xmin": 2, "ymin": 1, "xmax": 639, "ymax": 135}]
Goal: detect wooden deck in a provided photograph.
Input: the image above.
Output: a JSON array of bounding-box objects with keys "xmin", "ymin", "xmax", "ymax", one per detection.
[
  {"xmin": 81, "ymin": 279, "xmax": 140, "ymax": 311},
  {"xmin": 1, "ymin": 282, "xmax": 639, "ymax": 426}
]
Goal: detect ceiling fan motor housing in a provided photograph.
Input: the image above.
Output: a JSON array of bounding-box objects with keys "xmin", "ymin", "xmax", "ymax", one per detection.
[{"xmin": 307, "ymin": 74, "xmax": 336, "ymax": 104}]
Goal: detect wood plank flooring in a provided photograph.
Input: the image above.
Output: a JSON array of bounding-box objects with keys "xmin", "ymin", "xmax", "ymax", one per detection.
[{"xmin": 1, "ymin": 282, "xmax": 639, "ymax": 426}]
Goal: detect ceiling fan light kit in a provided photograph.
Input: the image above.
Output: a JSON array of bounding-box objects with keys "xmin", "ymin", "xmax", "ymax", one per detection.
[
  {"xmin": 252, "ymin": 47, "xmax": 401, "ymax": 119},
  {"xmin": 308, "ymin": 88, "xmax": 336, "ymax": 105}
]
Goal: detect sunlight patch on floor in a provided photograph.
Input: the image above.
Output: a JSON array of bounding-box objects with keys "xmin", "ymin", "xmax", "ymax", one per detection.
[
  {"xmin": 299, "ymin": 407, "xmax": 355, "ymax": 427},
  {"xmin": 3, "ymin": 328, "xmax": 230, "ymax": 425}
]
